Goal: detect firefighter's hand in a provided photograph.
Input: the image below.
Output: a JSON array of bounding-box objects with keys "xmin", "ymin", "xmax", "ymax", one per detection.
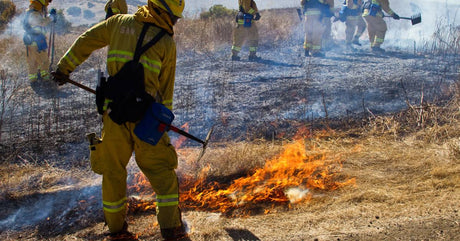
[
  {"xmin": 51, "ymin": 70, "xmax": 69, "ymax": 86},
  {"xmin": 254, "ymin": 13, "xmax": 261, "ymax": 21},
  {"xmin": 392, "ymin": 13, "xmax": 400, "ymax": 20}
]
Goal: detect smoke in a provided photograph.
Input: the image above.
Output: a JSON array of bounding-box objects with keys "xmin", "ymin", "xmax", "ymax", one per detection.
[
  {"xmin": 383, "ymin": 0, "xmax": 460, "ymax": 49},
  {"xmin": 0, "ymin": 13, "xmax": 26, "ymax": 39},
  {"xmin": 285, "ymin": 187, "xmax": 310, "ymax": 204}
]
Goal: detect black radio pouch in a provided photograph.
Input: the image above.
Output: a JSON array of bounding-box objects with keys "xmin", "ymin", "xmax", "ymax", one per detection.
[{"xmin": 98, "ymin": 24, "xmax": 166, "ymax": 125}]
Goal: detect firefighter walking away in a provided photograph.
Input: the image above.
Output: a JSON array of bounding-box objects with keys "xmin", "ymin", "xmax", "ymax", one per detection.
[
  {"xmin": 362, "ymin": 0, "xmax": 400, "ymax": 52},
  {"xmin": 337, "ymin": 0, "xmax": 367, "ymax": 49},
  {"xmin": 231, "ymin": 0, "xmax": 262, "ymax": 61},
  {"xmin": 51, "ymin": 0, "xmax": 189, "ymax": 240},
  {"xmin": 23, "ymin": 0, "xmax": 56, "ymax": 82},
  {"xmin": 300, "ymin": 0, "xmax": 335, "ymax": 57}
]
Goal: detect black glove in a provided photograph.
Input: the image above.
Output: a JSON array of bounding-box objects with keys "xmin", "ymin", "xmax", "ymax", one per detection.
[
  {"xmin": 49, "ymin": 8, "xmax": 57, "ymax": 23},
  {"xmin": 392, "ymin": 13, "xmax": 400, "ymax": 20},
  {"xmin": 254, "ymin": 13, "xmax": 261, "ymax": 21},
  {"xmin": 51, "ymin": 70, "xmax": 69, "ymax": 86},
  {"xmin": 236, "ymin": 11, "xmax": 244, "ymax": 23}
]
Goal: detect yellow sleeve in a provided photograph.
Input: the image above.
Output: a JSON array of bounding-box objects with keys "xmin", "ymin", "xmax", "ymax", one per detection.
[
  {"xmin": 240, "ymin": 0, "xmax": 258, "ymax": 14},
  {"xmin": 380, "ymin": 0, "xmax": 394, "ymax": 15},
  {"xmin": 57, "ymin": 20, "xmax": 111, "ymax": 75},
  {"xmin": 158, "ymin": 42, "xmax": 176, "ymax": 110}
]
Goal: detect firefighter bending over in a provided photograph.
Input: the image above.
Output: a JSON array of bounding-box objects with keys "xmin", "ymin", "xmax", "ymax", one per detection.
[
  {"xmin": 300, "ymin": 0, "xmax": 334, "ymax": 57},
  {"xmin": 105, "ymin": 0, "xmax": 128, "ymax": 19},
  {"xmin": 231, "ymin": 0, "xmax": 262, "ymax": 61},
  {"xmin": 51, "ymin": 0, "xmax": 188, "ymax": 240},
  {"xmin": 23, "ymin": 0, "xmax": 56, "ymax": 82},
  {"xmin": 338, "ymin": 0, "xmax": 367, "ymax": 48},
  {"xmin": 362, "ymin": 0, "xmax": 399, "ymax": 52}
]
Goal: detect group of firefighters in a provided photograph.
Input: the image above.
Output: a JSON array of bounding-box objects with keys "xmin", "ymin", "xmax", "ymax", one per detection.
[{"xmin": 21, "ymin": 0, "xmax": 400, "ymax": 240}]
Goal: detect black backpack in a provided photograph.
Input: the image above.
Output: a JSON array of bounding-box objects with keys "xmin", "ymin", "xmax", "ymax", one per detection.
[{"xmin": 97, "ymin": 24, "xmax": 167, "ymax": 125}]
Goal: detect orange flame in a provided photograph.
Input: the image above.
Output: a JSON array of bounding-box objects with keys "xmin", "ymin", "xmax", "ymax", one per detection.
[{"xmin": 128, "ymin": 136, "xmax": 355, "ymax": 216}]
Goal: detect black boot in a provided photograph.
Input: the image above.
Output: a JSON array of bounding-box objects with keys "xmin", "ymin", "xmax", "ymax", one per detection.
[{"xmin": 161, "ymin": 223, "xmax": 189, "ymax": 241}]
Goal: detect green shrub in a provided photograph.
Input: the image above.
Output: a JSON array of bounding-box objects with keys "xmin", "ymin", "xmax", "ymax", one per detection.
[
  {"xmin": 0, "ymin": 0, "xmax": 16, "ymax": 33},
  {"xmin": 200, "ymin": 4, "xmax": 237, "ymax": 20}
]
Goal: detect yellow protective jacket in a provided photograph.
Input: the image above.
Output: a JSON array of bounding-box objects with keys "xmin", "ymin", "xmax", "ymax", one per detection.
[
  {"xmin": 105, "ymin": 0, "xmax": 128, "ymax": 15},
  {"xmin": 300, "ymin": 0, "xmax": 334, "ymax": 15},
  {"xmin": 25, "ymin": 1, "xmax": 51, "ymax": 36},
  {"xmin": 239, "ymin": 0, "xmax": 258, "ymax": 15},
  {"xmin": 363, "ymin": 0, "xmax": 394, "ymax": 17},
  {"xmin": 57, "ymin": 4, "xmax": 176, "ymax": 110}
]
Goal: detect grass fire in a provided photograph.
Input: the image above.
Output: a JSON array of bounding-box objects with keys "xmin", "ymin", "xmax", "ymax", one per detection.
[
  {"xmin": 0, "ymin": 0, "xmax": 459, "ymax": 240},
  {"xmin": 128, "ymin": 133, "xmax": 356, "ymax": 216}
]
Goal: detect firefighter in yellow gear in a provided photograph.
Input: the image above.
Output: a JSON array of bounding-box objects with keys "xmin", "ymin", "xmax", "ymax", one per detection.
[
  {"xmin": 231, "ymin": 0, "xmax": 261, "ymax": 61},
  {"xmin": 300, "ymin": 0, "xmax": 334, "ymax": 57},
  {"xmin": 105, "ymin": 0, "xmax": 128, "ymax": 19},
  {"xmin": 51, "ymin": 0, "xmax": 187, "ymax": 240},
  {"xmin": 23, "ymin": 0, "xmax": 54, "ymax": 81},
  {"xmin": 362, "ymin": 0, "xmax": 399, "ymax": 52},
  {"xmin": 341, "ymin": 0, "xmax": 367, "ymax": 47}
]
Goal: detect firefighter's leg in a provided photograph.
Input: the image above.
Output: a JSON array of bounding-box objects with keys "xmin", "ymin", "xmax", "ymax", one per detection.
[
  {"xmin": 304, "ymin": 15, "xmax": 316, "ymax": 56},
  {"xmin": 248, "ymin": 24, "xmax": 259, "ymax": 59},
  {"xmin": 133, "ymin": 133, "xmax": 185, "ymax": 239},
  {"xmin": 354, "ymin": 16, "xmax": 367, "ymax": 42},
  {"xmin": 98, "ymin": 115, "xmax": 134, "ymax": 233},
  {"xmin": 310, "ymin": 16, "xmax": 324, "ymax": 55},
  {"xmin": 345, "ymin": 17, "xmax": 358, "ymax": 44},
  {"xmin": 372, "ymin": 17, "xmax": 387, "ymax": 48},
  {"xmin": 231, "ymin": 25, "xmax": 244, "ymax": 59},
  {"xmin": 26, "ymin": 45, "xmax": 39, "ymax": 81},
  {"xmin": 37, "ymin": 49, "xmax": 50, "ymax": 80},
  {"xmin": 363, "ymin": 15, "xmax": 376, "ymax": 46}
]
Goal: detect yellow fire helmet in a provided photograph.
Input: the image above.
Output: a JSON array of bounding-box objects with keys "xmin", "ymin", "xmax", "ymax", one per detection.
[
  {"xmin": 150, "ymin": 0, "xmax": 185, "ymax": 18},
  {"xmin": 36, "ymin": 0, "xmax": 51, "ymax": 6}
]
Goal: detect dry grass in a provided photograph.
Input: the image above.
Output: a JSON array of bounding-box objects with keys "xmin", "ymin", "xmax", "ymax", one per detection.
[
  {"xmin": 0, "ymin": 8, "xmax": 459, "ymax": 240},
  {"xmin": 175, "ymin": 8, "xmax": 301, "ymax": 53}
]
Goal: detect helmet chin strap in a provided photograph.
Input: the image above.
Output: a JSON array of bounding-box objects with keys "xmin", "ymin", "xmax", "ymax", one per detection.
[{"xmin": 157, "ymin": 0, "xmax": 175, "ymax": 18}]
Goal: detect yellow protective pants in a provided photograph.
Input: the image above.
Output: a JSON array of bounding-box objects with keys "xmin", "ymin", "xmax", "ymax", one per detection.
[
  {"xmin": 363, "ymin": 15, "xmax": 387, "ymax": 48},
  {"xmin": 345, "ymin": 15, "xmax": 366, "ymax": 43},
  {"xmin": 90, "ymin": 113, "xmax": 182, "ymax": 233},
  {"xmin": 304, "ymin": 11, "xmax": 324, "ymax": 54},
  {"xmin": 231, "ymin": 23, "xmax": 259, "ymax": 56},
  {"xmin": 26, "ymin": 45, "xmax": 50, "ymax": 81}
]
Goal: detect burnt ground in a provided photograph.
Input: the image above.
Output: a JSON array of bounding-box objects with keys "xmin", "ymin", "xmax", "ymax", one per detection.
[
  {"xmin": 0, "ymin": 36, "xmax": 459, "ymax": 240},
  {"xmin": 173, "ymin": 41, "xmax": 459, "ymax": 142}
]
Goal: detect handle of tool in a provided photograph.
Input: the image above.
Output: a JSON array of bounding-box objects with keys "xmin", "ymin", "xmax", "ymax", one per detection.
[
  {"xmin": 62, "ymin": 77, "xmax": 206, "ymax": 144},
  {"xmin": 169, "ymin": 125, "xmax": 205, "ymax": 145},
  {"xmin": 384, "ymin": 15, "xmax": 411, "ymax": 20},
  {"xmin": 65, "ymin": 78, "xmax": 96, "ymax": 94}
]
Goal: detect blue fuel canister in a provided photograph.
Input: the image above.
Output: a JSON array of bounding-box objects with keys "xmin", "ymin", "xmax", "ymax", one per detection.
[
  {"xmin": 243, "ymin": 13, "xmax": 253, "ymax": 27},
  {"xmin": 369, "ymin": 4, "xmax": 380, "ymax": 16},
  {"xmin": 134, "ymin": 103, "xmax": 175, "ymax": 146}
]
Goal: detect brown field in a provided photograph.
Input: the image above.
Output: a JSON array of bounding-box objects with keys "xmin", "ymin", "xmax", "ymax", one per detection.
[{"xmin": 1, "ymin": 7, "xmax": 459, "ymax": 241}]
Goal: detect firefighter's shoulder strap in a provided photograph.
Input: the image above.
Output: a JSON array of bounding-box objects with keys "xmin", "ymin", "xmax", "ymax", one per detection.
[
  {"xmin": 133, "ymin": 23, "xmax": 167, "ymax": 63},
  {"xmin": 97, "ymin": 24, "xmax": 167, "ymax": 119}
]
